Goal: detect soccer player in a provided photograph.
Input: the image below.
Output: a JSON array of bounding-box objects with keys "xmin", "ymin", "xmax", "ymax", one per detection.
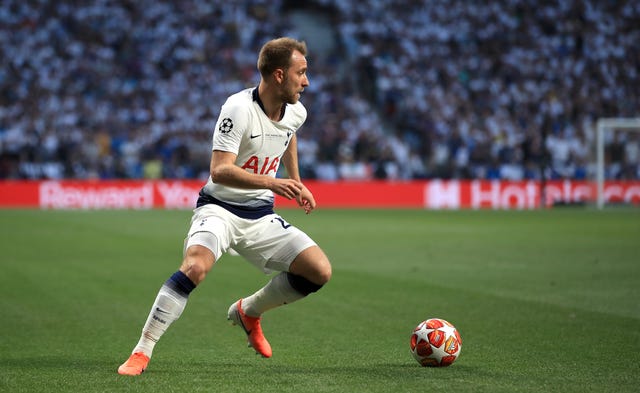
[{"xmin": 118, "ymin": 37, "xmax": 332, "ymax": 375}]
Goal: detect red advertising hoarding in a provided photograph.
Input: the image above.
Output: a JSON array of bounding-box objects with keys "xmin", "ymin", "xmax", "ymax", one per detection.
[{"xmin": 0, "ymin": 180, "xmax": 639, "ymax": 209}]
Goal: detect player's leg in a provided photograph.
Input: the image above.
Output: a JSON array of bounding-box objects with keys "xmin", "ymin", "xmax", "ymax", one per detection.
[
  {"xmin": 118, "ymin": 244, "xmax": 214, "ymax": 375},
  {"xmin": 240, "ymin": 245, "xmax": 331, "ymax": 316},
  {"xmin": 237, "ymin": 215, "xmax": 332, "ymax": 316},
  {"xmin": 228, "ymin": 235, "xmax": 331, "ymax": 357},
  {"xmin": 119, "ymin": 206, "xmax": 228, "ymax": 375}
]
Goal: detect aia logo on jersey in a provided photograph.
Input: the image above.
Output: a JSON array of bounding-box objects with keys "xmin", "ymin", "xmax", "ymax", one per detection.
[
  {"xmin": 219, "ymin": 118, "xmax": 233, "ymax": 133},
  {"xmin": 242, "ymin": 156, "xmax": 280, "ymax": 175}
]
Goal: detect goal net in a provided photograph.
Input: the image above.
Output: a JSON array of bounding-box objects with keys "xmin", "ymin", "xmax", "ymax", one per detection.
[{"xmin": 595, "ymin": 118, "xmax": 640, "ymax": 209}]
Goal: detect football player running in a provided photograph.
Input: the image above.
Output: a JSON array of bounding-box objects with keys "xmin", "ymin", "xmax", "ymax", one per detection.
[{"xmin": 118, "ymin": 37, "xmax": 332, "ymax": 375}]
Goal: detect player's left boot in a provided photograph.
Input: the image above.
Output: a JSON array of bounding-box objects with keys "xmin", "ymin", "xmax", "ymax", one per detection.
[
  {"xmin": 118, "ymin": 352, "xmax": 150, "ymax": 376},
  {"xmin": 227, "ymin": 299, "xmax": 273, "ymax": 358}
]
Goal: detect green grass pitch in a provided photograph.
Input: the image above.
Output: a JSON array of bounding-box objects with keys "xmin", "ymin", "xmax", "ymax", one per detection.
[{"xmin": 1, "ymin": 208, "xmax": 639, "ymax": 392}]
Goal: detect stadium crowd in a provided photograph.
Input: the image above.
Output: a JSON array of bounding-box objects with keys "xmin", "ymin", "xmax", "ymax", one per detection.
[{"xmin": 1, "ymin": 0, "xmax": 638, "ymax": 181}]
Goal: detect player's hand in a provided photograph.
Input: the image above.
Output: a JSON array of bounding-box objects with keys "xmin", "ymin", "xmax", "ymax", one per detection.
[
  {"xmin": 297, "ymin": 184, "xmax": 316, "ymax": 214},
  {"xmin": 270, "ymin": 178, "xmax": 303, "ymax": 200}
]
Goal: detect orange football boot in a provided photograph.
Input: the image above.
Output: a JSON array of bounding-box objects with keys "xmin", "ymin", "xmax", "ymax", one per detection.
[
  {"xmin": 118, "ymin": 352, "xmax": 150, "ymax": 376},
  {"xmin": 227, "ymin": 299, "xmax": 273, "ymax": 358}
]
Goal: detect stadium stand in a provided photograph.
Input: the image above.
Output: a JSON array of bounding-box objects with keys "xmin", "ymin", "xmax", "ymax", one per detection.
[{"xmin": 1, "ymin": 0, "xmax": 638, "ymax": 181}]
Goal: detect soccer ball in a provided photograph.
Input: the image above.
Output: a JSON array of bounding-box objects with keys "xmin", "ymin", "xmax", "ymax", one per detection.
[{"xmin": 410, "ymin": 318, "xmax": 462, "ymax": 367}]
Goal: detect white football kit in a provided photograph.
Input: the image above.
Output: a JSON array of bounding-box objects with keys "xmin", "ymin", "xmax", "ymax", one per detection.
[{"xmin": 185, "ymin": 87, "xmax": 316, "ymax": 273}]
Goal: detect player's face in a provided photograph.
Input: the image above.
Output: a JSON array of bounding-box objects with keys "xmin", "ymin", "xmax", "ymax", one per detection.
[{"xmin": 280, "ymin": 50, "xmax": 309, "ymax": 104}]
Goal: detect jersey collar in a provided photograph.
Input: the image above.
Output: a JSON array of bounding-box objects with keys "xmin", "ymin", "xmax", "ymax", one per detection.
[{"xmin": 252, "ymin": 87, "xmax": 286, "ymax": 121}]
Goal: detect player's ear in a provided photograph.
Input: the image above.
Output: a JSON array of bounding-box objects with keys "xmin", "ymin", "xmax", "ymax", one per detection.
[{"xmin": 273, "ymin": 68, "xmax": 285, "ymax": 84}]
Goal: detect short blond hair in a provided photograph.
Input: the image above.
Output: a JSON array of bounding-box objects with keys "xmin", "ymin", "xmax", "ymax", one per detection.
[{"xmin": 257, "ymin": 37, "xmax": 308, "ymax": 77}]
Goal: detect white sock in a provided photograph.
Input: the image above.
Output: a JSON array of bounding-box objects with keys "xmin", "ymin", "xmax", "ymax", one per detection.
[
  {"xmin": 132, "ymin": 285, "xmax": 188, "ymax": 357},
  {"xmin": 242, "ymin": 272, "xmax": 305, "ymax": 317}
]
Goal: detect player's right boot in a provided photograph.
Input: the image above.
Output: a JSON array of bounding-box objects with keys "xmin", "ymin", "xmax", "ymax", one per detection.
[
  {"xmin": 117, "ymin": 352, "xmax": 150, "ymax": 376},
  {"xmin": 227, "ymin": 299, "xmax": 273, "ymax": 358}
]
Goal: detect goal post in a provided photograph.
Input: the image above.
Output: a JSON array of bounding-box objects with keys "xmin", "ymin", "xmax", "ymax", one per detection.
[{"xmin": 596, "ymin": 118, "xmax": 640, "ymax": 209}]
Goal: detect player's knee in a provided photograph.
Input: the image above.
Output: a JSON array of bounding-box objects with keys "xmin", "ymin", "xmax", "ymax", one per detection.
[
  {"xmin": 292, "ymin": 247, "xmax": 332, "ymax": 284},
  {"xmin": 181, "ymin": 245, "xmax": 215, "ymax": 285},
  {"xmin": 287, "ymin": 254, "xmax": 332, "ymax": 294},
  {"xmin": 286, "ymin": 272, "xmax": 324, "ymax": 295},
  {"xmin": 315, "ymin": 260, "xmax": 332, "ymax": 285}
]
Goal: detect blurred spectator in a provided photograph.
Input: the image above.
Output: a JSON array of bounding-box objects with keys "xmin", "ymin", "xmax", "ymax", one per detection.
[{"xmin": 0, "ymin": 0, "xmax": 638, "ymax": 181}]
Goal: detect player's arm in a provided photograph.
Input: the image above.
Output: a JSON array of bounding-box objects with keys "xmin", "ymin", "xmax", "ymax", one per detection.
[
  {"xmin": 209, "ymin": 150, "xmax": 303, "ymax": 200},
  {"xmin": 281, "ymin": 134, "xmax": 316, "ymax": 213}
]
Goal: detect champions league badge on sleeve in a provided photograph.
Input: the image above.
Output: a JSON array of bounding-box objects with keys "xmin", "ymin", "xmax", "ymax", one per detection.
[{"xmin": 219, "ymin": 118, "xmax": 234, "ymax": 133}]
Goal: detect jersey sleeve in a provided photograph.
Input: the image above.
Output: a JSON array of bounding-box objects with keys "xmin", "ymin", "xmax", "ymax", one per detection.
[{"xmin": 212, "ymin": 100, "xmax": 250, "ymax": 154}]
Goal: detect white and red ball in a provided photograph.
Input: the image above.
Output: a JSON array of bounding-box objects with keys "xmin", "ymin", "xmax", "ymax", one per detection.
[{"xmin": 410, "ymin": 318, "xmax": 462, "ymax": 367}]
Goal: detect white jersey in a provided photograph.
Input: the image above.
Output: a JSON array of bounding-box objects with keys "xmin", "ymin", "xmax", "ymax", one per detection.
[{"xmin": 198, "ymin": 87, "xmax": 307, "ymax": 217}]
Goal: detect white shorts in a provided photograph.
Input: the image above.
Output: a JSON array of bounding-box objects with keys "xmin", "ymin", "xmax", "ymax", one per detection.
[{"xmin": 184, "ymin": 204, "xmax": 317, "ymax": 274}]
